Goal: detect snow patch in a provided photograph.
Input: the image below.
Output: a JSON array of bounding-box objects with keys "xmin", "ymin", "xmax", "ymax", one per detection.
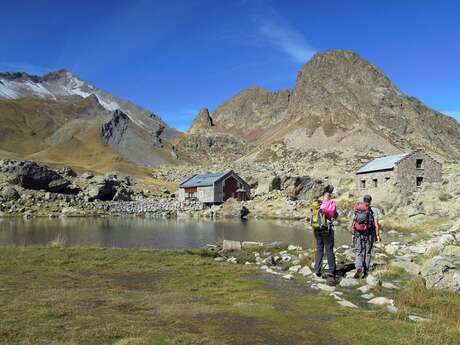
[
  {"xmin": 24, "ymin": 81, "xmax": 55, "ymax": 99},
  {"xmin": 0, "ymin": 79, "xmax": 18, "ymax": 98}
]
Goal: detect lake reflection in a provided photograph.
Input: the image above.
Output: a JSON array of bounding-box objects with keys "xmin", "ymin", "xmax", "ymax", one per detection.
[{"xmin": 0, "ymin": 217, "xmax": 351, "ymax": 249}]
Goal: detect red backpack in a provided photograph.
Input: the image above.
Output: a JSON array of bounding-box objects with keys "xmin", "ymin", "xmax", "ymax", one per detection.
[{"xmin": 353, "ymin": 202, "xmax": 374, "ymax": 232}]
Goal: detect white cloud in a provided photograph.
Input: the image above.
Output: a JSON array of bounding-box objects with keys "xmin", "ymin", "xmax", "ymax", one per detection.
[{"xmin": 253, "ymin": 10, "xmax": 316, "ymax": 63}]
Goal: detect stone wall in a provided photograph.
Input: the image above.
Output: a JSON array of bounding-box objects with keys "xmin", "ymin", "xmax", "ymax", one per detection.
[
  {"xmin": 356, "ymin": 170, "xmax": 396, "ymax": 190},
  {"xmin": 395, "ymin": 151, "xmax": 442, "ymax": 192},
  {"xmin": 356, "ymin": 150, "xmax": 442, "ymax": 193}
]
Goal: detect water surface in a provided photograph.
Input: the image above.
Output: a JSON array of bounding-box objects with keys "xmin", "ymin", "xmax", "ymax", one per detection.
[{"xmin": 0, "ymin": 217, "xmax": 352, "ymax": 249}]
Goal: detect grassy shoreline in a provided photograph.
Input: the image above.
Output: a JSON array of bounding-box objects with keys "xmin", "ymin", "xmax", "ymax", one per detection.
[{"xmin": 0, "ymin": 246, "xmax": 459, "ymax": 345}]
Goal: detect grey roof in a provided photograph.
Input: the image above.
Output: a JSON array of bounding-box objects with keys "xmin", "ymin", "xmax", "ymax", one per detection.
[
  {"xmin": 180, "ymin": 171, "xmax": 230, "ymax": 188},
  {"xmin": 356, "ymin": 153, "xmax": 409, "ymax": 174}
]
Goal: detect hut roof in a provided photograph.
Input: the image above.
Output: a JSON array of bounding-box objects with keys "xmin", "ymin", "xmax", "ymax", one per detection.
[{"xmin": 356, "ymin": 153, "xmax": 409, "ymax": 174}]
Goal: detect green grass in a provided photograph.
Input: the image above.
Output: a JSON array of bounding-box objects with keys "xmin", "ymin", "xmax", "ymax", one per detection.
[{"xmin": 0, "ymin": 247, "xmax": 459, "ymax": 344}]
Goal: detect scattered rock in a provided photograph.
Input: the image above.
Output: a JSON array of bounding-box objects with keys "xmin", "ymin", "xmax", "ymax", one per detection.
[
  {"xmin": 337, "ymin": 299, "xmax": 358, "ymax": 308},
  {"xmin": 0, "ymin": 185, "xmax": 20, "ymax": 201},
  {"xmin": 360, "ymin": 293, "xmax": 375, "ymax": 300},
  {"xmin": 382, "ymin": 282, "xmax": 399, "ymax": 290},
  {"xmin": 58, "ymin": 167, "xmax": 77, "ymax": 177},
  {"xmin": 288, "ymin": 265, "xmax": 301, "ymax": 273},
  {"xmin": 339, "ymin": 278, "xmax": 360, "ymax": 288},
  {"xmin": 358, "ymin": 285, "xmax": 373, "ymax": 293},
  {"xmin": 366, "ymin": 274, "xmax": 380, "ymax": 287},
  {"xmin": 387, "ymin": 305, "xmax": 398, "ymax": 313},
  {"xmin": 288, "ymin": 245, "xmax": 302, "ymax": 251},
  {"xmin": 368, "ymin": 297, "xmax": 394, "ymax": 306},
  {"xmin": 226, "ymin": 257, "xmax": 238, "ymax": 264},
  {"xmin": 299, "ymin": 266, "xmax": 313, "ymax": 277},
  {"xmin": 317, "ymin": 283, "xmax": 336, "ymax": 292},
  {"xmin": 242, "ymin": 241, "xmax": 264, "ymax": 248},
  {"xmin": 385, "ymin": 243, "xmax": 399, "ymax": 255},
  {"xmin": 223, "ymin": 240, "xmax": 242, "ymax": 251},
  {"xmin": 408, "ymin": 315, "xmax": 431, "ymax": 323}
]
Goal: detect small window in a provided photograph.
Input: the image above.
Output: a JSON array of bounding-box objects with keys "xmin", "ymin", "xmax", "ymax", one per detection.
[
  {"xmin": 361, "ymin": 180, "xmax": 366, "ymax": 189},
  {"xmin": 416, "ymin": 159, "xmax": 424, "ymax": 169},
  {"xmin": 373, "ymin": 179, "xmax": 378, "ymax": 187},
  {"xmin": 416, "ymin": 176, "xmax": 424, "ymax": 187},
  {"xmin": 385, "ymin": 177, "xmax": 391, "ymax": 183}
]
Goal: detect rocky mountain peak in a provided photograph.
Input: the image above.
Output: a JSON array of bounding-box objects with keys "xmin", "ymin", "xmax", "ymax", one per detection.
[
  {"xmin": 188, "ymin": 108, "xmax": 214, "ymax": 134},
  {"xmin": 186, "ymin": 49, "xmax": 460, "ymax": 158},
  {"xmin": 202, "ymin": 86, "xmax": 290, "ymax": 142},
  {"xmin": 293, "ymin": 49, "xmax": 395, "ymax": 97},
  {"xmin": 41, "ymin": 69, "xmax": 74, "ymax": 81}
]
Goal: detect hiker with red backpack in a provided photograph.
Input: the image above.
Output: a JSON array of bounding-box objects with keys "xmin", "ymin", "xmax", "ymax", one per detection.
[
  {"xmin": 310, "ymin": 192, "xmax": 338, "ymax": 280},
  {"xmin": 352, "ymin": 194, "xmax": 381, "ymax": 279}
]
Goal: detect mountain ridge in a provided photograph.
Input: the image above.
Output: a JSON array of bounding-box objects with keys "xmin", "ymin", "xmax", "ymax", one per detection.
[{"xmin": 187, "ymin": 49, "xmax": 460, "ymax": 160}]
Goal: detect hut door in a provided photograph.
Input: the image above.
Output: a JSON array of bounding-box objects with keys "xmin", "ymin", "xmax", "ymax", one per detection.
[{"xmin": 223, "ymin": 176, "xmax": 238, "ymax": 201}]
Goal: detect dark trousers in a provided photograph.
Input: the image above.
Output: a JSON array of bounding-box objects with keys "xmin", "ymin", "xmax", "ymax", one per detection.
[
  {"xmin": 355, "ymin": 231, "xmax": 374, "ymax": 274},
  {"xmin": 314, "ymin": 228, "xmax": 336, "ymax": 276}
]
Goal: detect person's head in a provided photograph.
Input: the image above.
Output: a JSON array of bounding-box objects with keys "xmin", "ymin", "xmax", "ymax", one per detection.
[
  {"xmin": 363, "ymin": 194, "xmax": 372, "ymax": 205},
  {"xmin": 323, "ymin": 192, "xmax": 332, "ymax": 201}
]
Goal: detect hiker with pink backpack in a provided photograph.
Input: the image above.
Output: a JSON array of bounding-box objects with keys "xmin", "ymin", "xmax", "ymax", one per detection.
[
  {"xmin": 351, "ymin": 194, "xmax": 382, "ymax": 279},
  {"xmin": 311, "ymin": 192, "xmax": 338, "ymax": 281}
]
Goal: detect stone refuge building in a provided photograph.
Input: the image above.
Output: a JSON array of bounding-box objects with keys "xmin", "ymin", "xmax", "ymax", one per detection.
[
  {"xmin": 178, "ymin": 170, "xmax": 250, "ymax": 204},
  {"xmin": 356, "ymin": 150, "xmax": 442, "ymax": 192}
]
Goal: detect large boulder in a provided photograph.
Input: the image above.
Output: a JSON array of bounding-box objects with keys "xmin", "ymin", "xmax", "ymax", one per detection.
[
  {"xmin": 222, "ymin": 198, "xmax": 250, "ymax": 218},
  {"xmin": 4, "ymin": 160, "xmax": 71, "ymax": 193},
  {"xmin": 58, "ymin": 167, "xmax": 77, "ymax": 178},
  {"xmin": 421, "ymin": 255, "xmax": 460, "ymax": 292},
  {"xmin": 0, "ymin": 185, "xmax": 20, "ymax": 201},
  {"xmin": 86, "ymin": 176, "xmax": 117, "ymax": 201},
  {"xmin": 255, "ymin": 176, "xmax": 281, "ymax": 195},
  {"xmin": 283, "ymin": 175, "xmax": 333, "ymax": 200},
  {"xmin": 113, "ymin": 186, "xmax": 133, "ymax": 201},
  {"xmin": 84, "ymin": 172, "xmax": 134, "ymax": 201}
]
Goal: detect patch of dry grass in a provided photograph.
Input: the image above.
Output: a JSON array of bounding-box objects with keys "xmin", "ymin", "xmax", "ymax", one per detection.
[{"xmin": 393, "ymin": 277, "xmax": 460, "ymax": 345}]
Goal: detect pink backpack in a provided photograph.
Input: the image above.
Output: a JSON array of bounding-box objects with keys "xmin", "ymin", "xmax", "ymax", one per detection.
[{"xmin": 320, "ymin": 199, "xmax": 337, "ymax": 220}]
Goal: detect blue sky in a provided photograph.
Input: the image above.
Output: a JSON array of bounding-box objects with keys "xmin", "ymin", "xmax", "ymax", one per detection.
[{"xmin": 1, "ymin": 0, "xmax": 459, "ymax": 130}]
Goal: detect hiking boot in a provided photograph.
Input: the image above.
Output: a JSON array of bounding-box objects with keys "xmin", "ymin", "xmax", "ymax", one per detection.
[
  {"xmin": 315, "ymin": 272, "xmax": 322, "ymax": 278},
  {"xmin": 353, "ymin": 269, "xmax": 363, "ymax": 279}
]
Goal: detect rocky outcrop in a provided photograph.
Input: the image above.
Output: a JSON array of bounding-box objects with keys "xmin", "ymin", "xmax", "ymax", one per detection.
[
  {"xmin": 188, "ymin": 108, "xmax": 214, "ymax": 134},
  {"xmin": 0, "ymin": 185, "xmax": 20, "ymax": 201},
  {"xmin": 83, "ymin": 173, "xmax": 134, "ymax": 202},
  {"xmin": 286, "ymin": 50, "xmax": 460, "ymax": 157},
  {"xmin": 101, "ymin": 110, "xmax": 177, "ymax": 167},
  {"xmin": 282, "ymin": 176, "xmax": 333, "ymax": 200},
  {"xmin": 188, "ymin": 87, "xmax": 290, "ymax": 143},
  {"xmin": 101, "ymin": 110, "xmax": 130, "ymax": 146},
  {"xmin": 2, "ymin": 160, "xmax": 72, "ymax": 193},
  {"xmin": 58, "ymin": 167, "xmax": 77, "ymax": 178},
  {"xmin": 421, "ymin": 253, "xmax": 460, "ymax": 292},
  {"xmin": 176, "ymin": 133, "xmax": 250, "ymax": 162},
  {"xmin": 187, "ymin": 49, "xmax": 460, "ymax": 159},
  {"xmin": 222, "ymin": 198, "xmax": 250, "ymax": 219}
]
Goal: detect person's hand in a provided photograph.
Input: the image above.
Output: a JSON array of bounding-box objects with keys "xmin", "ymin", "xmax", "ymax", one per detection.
[{"xmin": 376, "ymin": 234, "xmax": 382, "ymax": 242}]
